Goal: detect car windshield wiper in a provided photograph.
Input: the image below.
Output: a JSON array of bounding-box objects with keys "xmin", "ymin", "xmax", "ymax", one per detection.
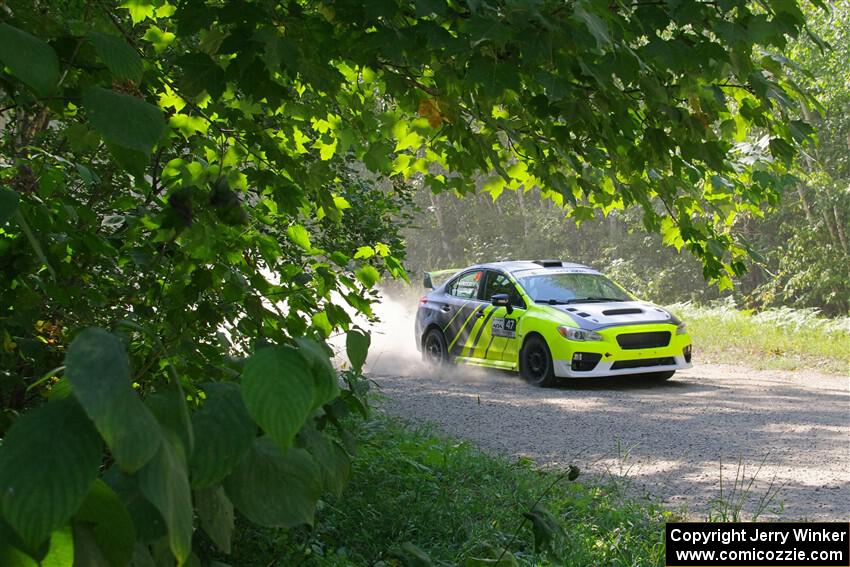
[
  {"xmin": 534, "ymin": 298, "xmax": 571, "ymax": 305},
  {"xmin": 563, "ymin": 297, "xmax": 627, "ymax": 304}
]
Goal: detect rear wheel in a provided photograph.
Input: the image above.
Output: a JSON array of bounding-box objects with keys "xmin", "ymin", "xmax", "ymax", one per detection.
[
  {"xmin": 519, "ymin": 335, "xmax": 557, "ymax": 387},
  {"xmin": 422, "ymin": 328, "xmax": 451, "ymax": 368},
  {"xmin": 643, "ymin": 370, "xmax": 675, "ymax": 381}
]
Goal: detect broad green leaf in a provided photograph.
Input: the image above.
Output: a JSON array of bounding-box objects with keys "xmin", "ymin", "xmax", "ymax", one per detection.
[
  {"xmin": 0, "ymin": 520, "xmax": 37, "ymax": 567},
  {"xmin": 65, "ymin": 327, "xmax": 161, "ymax": 473},
  {"xmin": 71, "ymin": 524, "xmax": 111, "ymax": 567},
  {"xmin": 189, "ymin": 383, "xmax": 255, "ymax": 488},
  {"xmin": 0, "ymin": 23, "xmax": 60, "ymax": 96},
  {"xmin": 293, "ymin": 337, "xmax": 339, "ymax": 410},
  {"xmin": 194, "ymin": 486, "xmax": 233, "ymax": 554},
  {"xmin": 74, "ymin": 480, "xmax": 136, "ymax": 567},
  {"xmin": 175, "ymin": 53, "xmax": 226, "ymax": 99},
  {"xmin": 41, "ymin": 525, "xmax": 73, "ymax": 567},
  {"xmin": 345, "ymin": 328, "xmax": 370, "ymax": 374},
  {"xmin": 146, "ymin": 389, "xmax": 194, "ymax": 457},
  {"xmin": 0, "ymin": 398, "xmax": 101, "ymax": 548},
  {"xmin": 137, "ymin": 434, "xmax": 192, "ymax": 566},
  {"xmin": 286, "ymin": 224, "xmax": 312, "ymax": 250},
  {"xmin": 102, "ymin": 469, "xmax": 166, "ymax": 544},
  {"xmin": 88, "ymin": 32, "xmax": 143, "ymax": 83},
  {"xmin": 224, "ymin": 438, "xmax": 321, "ymax": 528},
  {"xmin": 0, "ymin": 187, "xmax": 20, "ymax": 226},
  {"xmin": 241, "ymin": 346, "xmax": 315, "ymax": 449},
  {"xmin": 296, "ymin": 426, "xmax": 350, "ymax": 497},
  {"xmin": 107, "ymin": 142, "xmax": 149, "ymax": 178},
  {"xmin": 355, "ymin": 265, "xmax": 380, "ymax": 288},
  {"xmin": 83, "ymin": 88, "xmax": 165, "ymax": 154}
]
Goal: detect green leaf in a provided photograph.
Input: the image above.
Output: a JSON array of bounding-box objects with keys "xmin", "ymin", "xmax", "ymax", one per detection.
[
  {"xmin": 176, "ymin": 53, "xmax": 226, "ymax": 99},
  {"xmin": 71, "ymin": 524, "xmax": 111, "ymax": 567},
  {"xmin": 224, "ymin": 438, "xmax": 321, "ymax": 528},
  {"xmin": 137, "ymin": 435, "xmax": 192, "ymax": 566},
  {"xmin": 65, "ymin": 327, "xmax": 161, "ymax": 473},
  {"xmin": 0, "ymin": 518, "xmax": 37, "ymax": 567},
  {"xmin": 241, "ymin": 346, "xmax": 315, "ymax": 449},
  {"xmin": 107, "ymin": 142, "xmax": 149, "ymax": 178},
  {"xmin": 73, "ymin": 480, "xmax": 136, "ymax": 567},
  {"xmin": 82, "ymin": 88, "xmax": 165, "ymax": 154},
  {"xmin": 296, "ymin": 427, "xmax": 350, "ymax": 498},
  {"xmin": 0, "ymin": 23, "xmax": 60, "ymax": 96},
  {"xmin": 0, "ymin": 187, "xmax": 20, "ymax": 226},
  {"xmin": 0, "ymin": 398, "xmax": 101, "ymax": 548},
  {"xmin": 88, "ymin": 32, "xmax": 143, "ymax": 83},
  {"xmin": 574, "ymin": 5, "xmax": 610, "ymax": 49},
  {"xmin": 345, "ymin": 328, "xmax": 370, "ymax": 374},
  {"xmin": 195, "ymin": 486, "xmax": 233, "ymax": 554},
  {"xmin": 189, "ymin": 383, "xmax": 255, "ymax": 488},
  {"xmin": 41, "ymin": 525, "xmax": 74, "ymax": 567},
  {"xmin": 286, "ymin": 224, "xmax": 312, "ymax": 250},
  {"xmin": 293, "ymin": 337, "xmax": 339, "ymax": 410},
  {"xmin": 355, "ymin": 264, "xmax": 381, "ymax": 288},
  {"xmin": 120, "ymin": 0, "xmax": 155, "ymax": 24}
]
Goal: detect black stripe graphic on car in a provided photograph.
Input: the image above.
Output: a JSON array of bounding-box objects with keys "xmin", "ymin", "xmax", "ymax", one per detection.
[
  {"xmin": 482, "ymin": 334, "xmax": 496, "ymax": 359},
  {"xmin": 449, "ymin": 304, "xmax": 486, "ymax": 356},
  {"xmin": 464, "ymin": 306, "xmax": 496, "ymax": 357},
  {"xmin": 442, "ymin": 300, "xmax": 471, "ymax": 337}
]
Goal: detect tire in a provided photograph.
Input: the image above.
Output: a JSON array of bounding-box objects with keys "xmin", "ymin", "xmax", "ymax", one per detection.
[
  {"xmin": 422, "ymin": 328, "xmax": 451, "ymax": 367},
  {"xmin": 519, "ymin": 335, "xmax": 558, "ymax": 387},
  {"xmin": 643, "ymin": 370, "xmax": 675, "ymax": 381}
]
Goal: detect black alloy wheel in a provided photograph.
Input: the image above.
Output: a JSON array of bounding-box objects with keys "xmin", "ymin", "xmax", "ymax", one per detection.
[
  {"xmin": 422, "ymin": 328, "xmax": 450, "ymax": 367},
  {"xmin": 519, "ymin": 335, "xmax": 557, "ymax": 387}
]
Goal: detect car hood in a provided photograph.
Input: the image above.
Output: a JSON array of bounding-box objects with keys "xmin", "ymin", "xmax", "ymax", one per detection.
[{"xmin": 546, "ymin": 300, "xmax": 679, "ymax": 331}]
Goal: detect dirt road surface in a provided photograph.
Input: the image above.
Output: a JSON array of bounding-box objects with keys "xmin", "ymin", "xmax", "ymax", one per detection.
[{"xmin": 368, "ymin": 357, "xmax": 850, "ymax": 520}]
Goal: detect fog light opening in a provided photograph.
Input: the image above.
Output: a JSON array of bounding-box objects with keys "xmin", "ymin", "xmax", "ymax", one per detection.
[{"xmin": 683, "ymin": 345, "xmax": 692, "ymax": 363}]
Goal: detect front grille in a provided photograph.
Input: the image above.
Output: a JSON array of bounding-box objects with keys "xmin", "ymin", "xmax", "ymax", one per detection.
[
  {"xmin": 611, "ymin": 357, "xmax": 675, "ymax": 370},
  {"xmin": 616, "ymin": 331, "xmax": 671, "ymax": 349}
]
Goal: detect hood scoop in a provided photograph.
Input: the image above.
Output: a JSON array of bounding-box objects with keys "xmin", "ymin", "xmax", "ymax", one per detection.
[{"xmin": 602, "ymin": 308, "xmax": 644, "ymax": 316}]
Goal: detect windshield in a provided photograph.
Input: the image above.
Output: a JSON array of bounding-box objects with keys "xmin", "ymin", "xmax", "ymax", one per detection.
[{"xmin": 517, "ymin": 273, "xmax": 633, "ymax": 304}]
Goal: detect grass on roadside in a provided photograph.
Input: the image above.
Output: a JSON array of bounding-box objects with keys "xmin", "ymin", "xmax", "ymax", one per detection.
[
  {"xmin": 223, "ymin": 415, "xmax": 672, "ymax": 566},
  {"xmin": 668, "ymin": 299, "xmax": 850, "ymax": 375}
]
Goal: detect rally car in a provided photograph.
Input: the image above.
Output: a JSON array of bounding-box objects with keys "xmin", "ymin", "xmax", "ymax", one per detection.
[{"xmin": 415, "ymin": 260, "xmax": 692, "ymax": 387}]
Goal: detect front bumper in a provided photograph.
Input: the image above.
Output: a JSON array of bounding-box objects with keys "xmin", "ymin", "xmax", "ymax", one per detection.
[
  {"xmin": 553, "ymin": 354, "xmax": 691, "ymax": 378},
  {"xmin": 546, "ymin": 322, "xmax": 692, "ymax": 378}
]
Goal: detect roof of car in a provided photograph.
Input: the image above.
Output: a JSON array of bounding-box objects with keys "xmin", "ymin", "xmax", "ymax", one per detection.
[{"xmin": 467, "ymin": 260, "xmax": 599, "ymax": 276}]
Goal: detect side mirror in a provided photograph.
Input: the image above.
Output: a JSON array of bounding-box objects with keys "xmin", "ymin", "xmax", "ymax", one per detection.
[
  {"xmin": 423, "ymin": 273, "xmax": 434, "ymax": 289},
  {"xmin": 491, "ymin": 293, "xmax": 513, "ymax": 314}
]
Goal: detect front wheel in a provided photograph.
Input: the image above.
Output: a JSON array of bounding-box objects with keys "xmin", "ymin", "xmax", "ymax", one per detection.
[
  {"xmin": 519, "ymin": 335, "xmax": 557, "ymax": 387},
  {"xmin": 422, "ymin": 328, "xmax": 451, "ymax": 368}
]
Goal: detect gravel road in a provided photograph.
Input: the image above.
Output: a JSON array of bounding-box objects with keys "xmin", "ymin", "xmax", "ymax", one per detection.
[{"xmin": 368, "ymin": 353, "xmax": 850, "ymax": 521}]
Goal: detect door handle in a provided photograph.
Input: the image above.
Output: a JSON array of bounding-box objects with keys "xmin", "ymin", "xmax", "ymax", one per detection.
[
  {"xmin": 441, "ymin": 306, "xmax": 451, "ymax": 313},
  {"xmin": 476, "ymin": 311, "xmax": 485, "ymax": 317}
]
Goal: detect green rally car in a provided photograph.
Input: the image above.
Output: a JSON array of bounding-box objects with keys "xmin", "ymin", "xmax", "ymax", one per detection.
[{"xmin": 414, "ymin": 260, "xmax": 693, "ymax": 387}]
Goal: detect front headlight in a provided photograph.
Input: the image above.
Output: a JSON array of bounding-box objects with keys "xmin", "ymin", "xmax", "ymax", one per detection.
[
  {"xmin": 676, "ymin": 322, "xmax": 687, "ymax": 335},
  {"xmin": 557, "ymin": 326, "xmax": 603, "ymax": 341}
]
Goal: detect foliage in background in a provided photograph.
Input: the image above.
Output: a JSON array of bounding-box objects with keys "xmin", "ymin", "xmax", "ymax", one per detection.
[
  {"xmin": 402, "ymin": 3, "xmax": 849, "ymax": 315},
  {"xmin": 0, "ymin": 0, "xmax": 829, "ymax": 564},
  {"xmin": 668, "ymin": 298, "xmax": 850, "ymax": 374}
]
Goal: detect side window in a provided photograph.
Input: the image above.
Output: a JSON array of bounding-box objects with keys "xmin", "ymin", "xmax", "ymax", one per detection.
[
  {"xmin": 447, "ymin": 271, "xmax": 483, "ymax": 300},
  {"xmin": 483, "ymin": 272, "xmax": 525, "ymax": 308}
]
